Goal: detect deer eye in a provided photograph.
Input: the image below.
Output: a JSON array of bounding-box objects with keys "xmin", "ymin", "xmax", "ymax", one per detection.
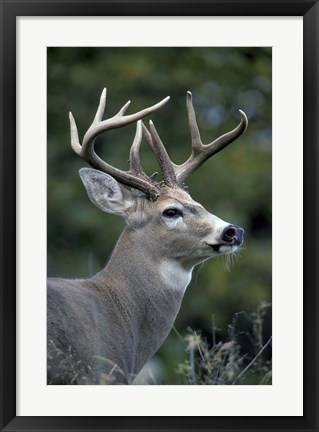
[{"xmin": 162, "ymin": 208, "xmax": 183, "ymax": 218}]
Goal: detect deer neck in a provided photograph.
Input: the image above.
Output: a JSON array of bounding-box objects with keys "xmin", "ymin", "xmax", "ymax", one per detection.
[
  {"xmin": 91, "ymin": 226, "xmax": 193, "ymax": 377},
  {"xmin": 96, "ymin": 225, "xmax": 193, "ymax": 297}
]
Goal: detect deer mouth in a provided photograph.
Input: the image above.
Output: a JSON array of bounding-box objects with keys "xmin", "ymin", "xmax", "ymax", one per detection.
[
  {"xmin": 210, "ymin": 244, "xmax": 222, "ymax": 252},
  {"xmin": 208, "ymin": 242, "xmax": 242, "ymax": 253}
]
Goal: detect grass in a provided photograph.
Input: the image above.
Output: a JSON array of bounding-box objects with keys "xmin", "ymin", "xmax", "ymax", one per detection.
[
  {"xmin": 47, "ymin": 341, "xmax": 126, "ymax": 385},
  {"xmin": 47, "ymin": 302, "xmax": 272, "ymax": 385},
  {"xmin": 47, "ymin": 340, "xmax": 98, "ymax": 385},
  {"xmin": 175, "ymin": 302, "xmax": 272, "ymax": 385}
]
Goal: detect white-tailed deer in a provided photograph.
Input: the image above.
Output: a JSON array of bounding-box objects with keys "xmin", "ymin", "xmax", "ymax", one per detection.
[{"xmin": 47, "ymin": 89, "xmax": 248, "ymax": 384}]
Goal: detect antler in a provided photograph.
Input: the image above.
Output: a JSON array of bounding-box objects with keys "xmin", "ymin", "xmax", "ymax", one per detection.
[
  {"xmin": 70, "ymin": 89, "xmax": 248, "ymax": 199},
  {"xmin": 69, "ymin": 88, "xmax": 170, "ymax": 198},
  {"xmin": 140, "ymin": 91, "xmax": 248, "ymax": 188},
  {"xmin": 141, "ymin": 121, "xmax": 178, "ymax": 188},
  {"xmin": 174, "ymin": 92, "xmax": 248, "ymax": 185}
]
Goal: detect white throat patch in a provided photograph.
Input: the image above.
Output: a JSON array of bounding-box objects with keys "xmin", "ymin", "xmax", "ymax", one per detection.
[{"xmin": 159, "ymin": 260, "xmax": 192, "ymax": 293}]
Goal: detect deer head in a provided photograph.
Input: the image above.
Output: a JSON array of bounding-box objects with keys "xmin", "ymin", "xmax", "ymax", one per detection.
[{"xmin": 69, "ymin": 89, "xmax": 247, "ymax": 269}]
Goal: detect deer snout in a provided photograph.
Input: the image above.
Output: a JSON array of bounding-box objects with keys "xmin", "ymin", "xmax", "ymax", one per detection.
[{"xmin": 222, "ymin": 225, "xmax": 244, "ymax": 244}]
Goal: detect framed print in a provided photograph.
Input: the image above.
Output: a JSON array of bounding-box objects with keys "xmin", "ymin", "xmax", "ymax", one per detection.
[
  {"xmin": 47, "ymin": 45, "xmax": 272, "ymax": 389},
  {"xmin": 1, "ymin": 1, "xmax": 318, "ymax": 431}
]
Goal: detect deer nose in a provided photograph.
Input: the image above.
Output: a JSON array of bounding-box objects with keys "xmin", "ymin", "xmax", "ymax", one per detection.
[{"xmin": 222, "ymin": 225, "xmax": 244, "ymax": 244}]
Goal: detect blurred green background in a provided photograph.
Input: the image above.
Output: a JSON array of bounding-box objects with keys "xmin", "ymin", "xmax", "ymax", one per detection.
[{"xmin": 47, "ymin": 47, "xmax": 272, "ymax": 384}]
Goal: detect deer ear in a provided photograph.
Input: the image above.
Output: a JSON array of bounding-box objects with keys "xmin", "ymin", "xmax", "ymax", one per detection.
[{"xmin": 79, "ymin": 168, "xmax": 133, "ymax": 216}]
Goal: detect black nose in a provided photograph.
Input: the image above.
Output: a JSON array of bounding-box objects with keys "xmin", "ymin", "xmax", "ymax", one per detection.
[{"xmin": 222, "ymin": 225, "xmax": 244, "ymax": 244}]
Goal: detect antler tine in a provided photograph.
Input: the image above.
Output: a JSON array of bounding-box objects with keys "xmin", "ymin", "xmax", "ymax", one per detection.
[
  {"xmin": 185, "ymin": 91, "xmax": 203, "ymax": 154},
  {"xmin": 175, "ymin": 91, "xmax": 248, "ymax": 185},
  {"xmin": 148, "ymin": 120, "xmax": 178, "ymax": 187},
  {"xmin": 141, "ymin": 121, "xmax": 153, "ymax": 149},
  {"xmin": 94, "ymin": 87, "xmax": 107, "ymax": 122},
  {"xmin": 129, "ymin": 120, "xmax": 143, "ymax": 176},
  {"xmin": 141, "ymin": 121, "xmax": 178, "ymax": 187},
  {"xmin": 129, "ymin": 120, "xmax": 154, "ymax": 181},
  {"xmin": 69, "ymin": 88, "xmax": 170, "ymax": 198}
]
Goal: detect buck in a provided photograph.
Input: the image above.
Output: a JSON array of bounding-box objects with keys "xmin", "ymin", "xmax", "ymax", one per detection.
[{"xmin": 47, "ymin": 88, "xmax": 248, "ymax": 385}]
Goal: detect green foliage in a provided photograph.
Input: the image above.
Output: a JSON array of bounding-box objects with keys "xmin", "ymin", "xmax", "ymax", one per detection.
[{"xmin": 48, "ymin": 47, "xmax": 272, "ymax": 384}]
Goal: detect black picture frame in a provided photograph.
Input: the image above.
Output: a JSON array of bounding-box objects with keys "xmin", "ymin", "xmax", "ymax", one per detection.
[{"xmin": 1, "ymin": 1, "xmax": 318, "ymax": 431}]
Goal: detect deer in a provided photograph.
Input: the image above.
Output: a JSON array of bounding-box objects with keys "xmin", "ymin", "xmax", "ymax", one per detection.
[{"xmin": 47, "ymin": 88, "xmax": 248, "ymax": 385}]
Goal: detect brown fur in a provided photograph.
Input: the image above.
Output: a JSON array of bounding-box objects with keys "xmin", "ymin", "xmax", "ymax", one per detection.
[{"xmin": 47, "ymin": 170, "xmax": 239, "ymax": 384}]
